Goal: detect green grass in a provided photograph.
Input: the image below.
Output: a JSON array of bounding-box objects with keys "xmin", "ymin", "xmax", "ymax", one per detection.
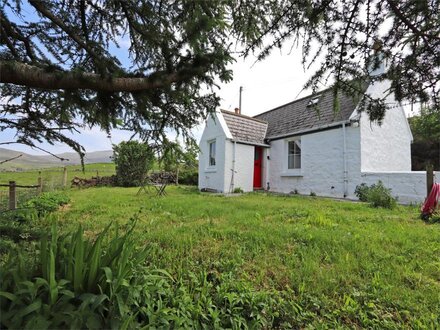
[
  {"xmin": 48, "ymin": 186, "xmax": 440, "ymax": 327},
  {"xmin": 0, "ymin": 163, "xmax": 115, "ymax": 187},
  {"xmin": 0, "ymin": 164, "xmax": 115, "ymax": 210}
]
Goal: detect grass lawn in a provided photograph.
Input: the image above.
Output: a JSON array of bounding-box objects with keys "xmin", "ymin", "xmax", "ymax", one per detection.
[{"xmin": 52, "ymin": 185, "xmax": 440, "ymax": 327}]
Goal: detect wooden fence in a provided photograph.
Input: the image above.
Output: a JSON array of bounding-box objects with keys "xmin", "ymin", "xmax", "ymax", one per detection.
[
  {"xmin": 0, "ymin": 166, "xmax": 115, "ymax": 211},
  {"xmin": 0, "ymin": 180, "xmax": 42, "ymax": 210}
]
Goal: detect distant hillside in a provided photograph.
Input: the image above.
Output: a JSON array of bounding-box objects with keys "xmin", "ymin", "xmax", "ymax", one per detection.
[{"xmin": 0, "ymin": 148, "xmax": 113, "ymax": 171}]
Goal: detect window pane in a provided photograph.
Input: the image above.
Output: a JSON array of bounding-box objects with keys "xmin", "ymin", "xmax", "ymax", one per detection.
[
  {"xmin": 294, "ymin": 154, "xmax": 301, "ymax": 168},
  {"xmin": 287, "ymin": 139, "xmax": 301, "ymax": 169},
  {"xmin": 209, "ymin": 141, "xmax": 216, "ymax": 166},
  {"xmin": 295, "ymin": 141, "xmax": 301, "ymax": 155}
]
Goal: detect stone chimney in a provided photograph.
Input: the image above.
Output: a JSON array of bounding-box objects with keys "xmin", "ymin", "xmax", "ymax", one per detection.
[{"xmin": 234, "ymin": 107, "xmax": 240, "ymax": 115}]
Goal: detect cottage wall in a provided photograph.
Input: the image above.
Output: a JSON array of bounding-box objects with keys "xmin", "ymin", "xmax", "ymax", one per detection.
[
  {"xmin": 223, "ymin": 142, "xmax": 255, "ymax": 193},
  {"xmin": 267, "ymin": 125, "xmax": 436, "ymax": 203},
  {"xmin": 268, "ymin": 125, "xmax": 361, "ymax": 197},
  {"xmin": 360, "ymin": 80, "xmax": 412, "ymax": 171},
  {"xmin": 198, "ymin": 114, "xmax": 228, "ymax": 192}
]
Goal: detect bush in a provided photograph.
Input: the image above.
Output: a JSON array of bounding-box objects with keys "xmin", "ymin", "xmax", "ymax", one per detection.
[
  {"xmin": 25, "ymin": 192, "xmax": 70, "ymax": 216},
  {"xmin": 354, "ymin": 183, "xmax": 369, "ymax": 202},
  {"xmin": 233, "ymin": 187, "xmax": 244, "ymax": 193},
  {"xmin": 355, "ymin": 181, "xmax": 397, "ymax": 209},
  {"xmin": 178, "ymin": 169, "xmax": 198, "ymax": 185},
  {"xmin": 113, "ymin": 141, "xmax": 154, "ymax": 187}
]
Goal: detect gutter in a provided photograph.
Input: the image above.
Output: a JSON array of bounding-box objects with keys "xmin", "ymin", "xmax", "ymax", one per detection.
[
  {"xmin": 230, "ymin": 140, "xmax": 237, "ymax": 193},
  {"xmin": 342, "ymin": 122, "xmax": 348, "ymax": 198}
]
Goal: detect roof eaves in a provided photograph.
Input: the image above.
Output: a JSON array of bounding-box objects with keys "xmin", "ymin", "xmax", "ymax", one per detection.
[{"xmin": 266, "ymin": 119, "xmax": 352, "ymax": 141}]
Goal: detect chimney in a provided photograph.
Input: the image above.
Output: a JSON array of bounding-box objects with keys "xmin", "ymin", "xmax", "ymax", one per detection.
[
  {"xmin": 368, "ymin": 40, "xmax": 386, "ymax": 76},
  {"xmin": 234, "ymin": 107, "xmax": 240, "ymax": 115}
]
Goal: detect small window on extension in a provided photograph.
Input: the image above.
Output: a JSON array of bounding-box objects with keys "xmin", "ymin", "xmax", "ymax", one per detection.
[{"xmin": 208, "ymin": 140, "xmax": 216, "ymax": 166}]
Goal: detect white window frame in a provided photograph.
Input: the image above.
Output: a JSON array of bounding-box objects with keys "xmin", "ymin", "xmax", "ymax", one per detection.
[
  {"xmin": 208, "ymin": 139, "xmax": 216, "ymax": 168},
  {"xmin": 282, "ymin": 137, "xmax": 302, "ymax": 176}
]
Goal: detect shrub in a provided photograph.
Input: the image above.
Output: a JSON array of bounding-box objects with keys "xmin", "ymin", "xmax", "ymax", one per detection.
[
  {"xmin": 354, "ymin": 183, "xmax": 369, "ymax": 202},
  {"xmin": 355, "ymin": 181, "xmax": 397, "ymax": 209},
  {"xmin": 233, "ymin": 187, "xmax": 244, "ymax": 193},
  {"xmin": 178, "ymin": 169, "xmax": 198, "ymax": 185},
  {"xmin": 113, "ymin": 141, "xmax": 154, "ymax": 187},
  {"xmin": 24, "ymin": 192, "xmax": 70, "ymax": 216},
  {"xmin": 310, "ymin": 191, "xmax": 316, "ymax": 197}
]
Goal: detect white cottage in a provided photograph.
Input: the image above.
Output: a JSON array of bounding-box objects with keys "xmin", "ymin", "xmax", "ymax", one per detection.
[{"xmin": 199, "ymin": 80, "xmax": 436, "ymax": 203}]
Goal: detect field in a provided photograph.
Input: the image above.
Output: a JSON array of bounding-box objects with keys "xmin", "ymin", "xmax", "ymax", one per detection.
[
  {"xmin": 0, "ymin": 163, "xmax": 115, "ymax": 210},
  {"xmin": 58, "ymin": 186, "xmax": 440, "ymax": 326},
  {"xmin": 1, "ymin": 167, "xmax": 439, "ymax": 328}
]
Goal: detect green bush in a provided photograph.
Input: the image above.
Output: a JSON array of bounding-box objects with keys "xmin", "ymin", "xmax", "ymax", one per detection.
[
  {"xmin": 178, "ymin": 169, "xmax": 198, "ymax": 185},
  {"xmin": 355, "ymin": 181, "xmax": 397, "ymax": 209},
  {"xmin": 113, "ymin": 141, "xmax": 154, "ymax": 187},
  {"xmin": 354, "ymin": 183, "xmax": 369, "ymax": 202},
  {"xmin": 233, "ymin": 187, "xmax": 244, "ymax": 193},
  {"xmin": 24, "ymin": 192, "xmax": 70, "ymax": 216}
]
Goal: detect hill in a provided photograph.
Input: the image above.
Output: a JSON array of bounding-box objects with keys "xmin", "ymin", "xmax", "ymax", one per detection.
[{"xmin": 0, "ymin": 148, "xmax": 113, "ymax": 171}]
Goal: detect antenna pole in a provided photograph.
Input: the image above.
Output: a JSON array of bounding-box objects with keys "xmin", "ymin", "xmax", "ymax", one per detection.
[{"xmin": 239, "ymin": 86, "xmax": 243, "ymax": 114}]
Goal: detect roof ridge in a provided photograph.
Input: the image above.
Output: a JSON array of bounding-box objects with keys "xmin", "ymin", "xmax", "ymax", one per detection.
[{"xmin": 221, "ymin": 109, "xmax": 268, "ymax": 124}]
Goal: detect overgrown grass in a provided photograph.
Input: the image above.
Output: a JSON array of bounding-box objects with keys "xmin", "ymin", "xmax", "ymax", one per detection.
[{"xmin": 35, "ymin": 186, "xmax": 439, "ymax": 328}]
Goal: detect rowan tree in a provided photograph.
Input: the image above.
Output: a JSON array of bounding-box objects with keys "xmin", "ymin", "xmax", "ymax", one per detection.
[{"xmin": 1, "ymin": 0, "xmax": 439, "ymax": 159}]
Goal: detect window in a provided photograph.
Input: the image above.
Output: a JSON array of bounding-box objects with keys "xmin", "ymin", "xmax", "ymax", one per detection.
[
  {"xmin": 208, "ymin": 140, "xmax": 216, "ymax": 166},
  {"xmin": 288, "ymin": 140, "xmax": 301, "ymax": 169}
]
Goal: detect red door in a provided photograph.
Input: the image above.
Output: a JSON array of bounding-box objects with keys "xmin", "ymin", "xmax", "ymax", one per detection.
[{"xmin": 253, "ymin": 147, "xmax": 263, "ymax": 189}]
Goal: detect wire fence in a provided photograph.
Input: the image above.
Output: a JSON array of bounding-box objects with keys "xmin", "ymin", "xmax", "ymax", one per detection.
[{"xmin": 0, "ymin": 167, "xmax": 115, "ymax": 212}]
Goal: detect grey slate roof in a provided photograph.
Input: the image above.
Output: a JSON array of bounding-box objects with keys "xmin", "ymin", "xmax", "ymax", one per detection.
[
  {"xmin": 221, "ymin": 110, "xmax": 268, "ymax": 146},
  {"xmin": 254, "ymin": 86, "xmax": 365, "ymax": 139}
]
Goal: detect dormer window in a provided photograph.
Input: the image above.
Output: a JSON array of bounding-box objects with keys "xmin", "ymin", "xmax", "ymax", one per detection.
[{"xmin": 307, "ymin": 97, "xmax": 319, "ymax": 107}]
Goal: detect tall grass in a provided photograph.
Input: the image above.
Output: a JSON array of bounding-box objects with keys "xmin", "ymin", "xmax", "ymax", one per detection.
[{"xmin": 1, "ymin": 185, "xmax": 439, "ymax": 327}]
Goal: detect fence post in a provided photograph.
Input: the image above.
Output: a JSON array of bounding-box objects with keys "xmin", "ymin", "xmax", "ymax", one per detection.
[
  {"xmin": 63, "ymin": 166, "xmax": 68, "ymax": 187},
  {"xmin": 426, "ymin": 164, "xmax": 434, "ymax": 198},
  {"xmin": 8, "ymin": 181, "xmax": 16, "ymax": 210},
  {"xmin": 37, "ymin": 171, "xmax": 43, "ymax": 194}
]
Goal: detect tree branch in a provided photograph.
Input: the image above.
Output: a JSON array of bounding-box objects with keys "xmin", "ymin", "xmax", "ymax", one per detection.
[
  {"xmin": 0, "ymin": 154, "xmax": 22, "ymax": 165},
  {"xmin": 386, "ymin": 0, "xmax": 439, "ymax": 43},
  {"xmin": 0, "ymin": 61, "xmax": 208, "ymax": 92},
  {"xmin": 29, "ymin": 0, "xmax": 104, "ymax": 68}
]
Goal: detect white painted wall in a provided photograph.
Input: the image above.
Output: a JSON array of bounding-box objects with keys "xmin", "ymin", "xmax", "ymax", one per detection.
[
  {"xmin": 268, "ymin": 125, "xmax": 361, "ymax": 197},
  {"xmin": 199, "ymin": 112, "xmax": 257, "ymax": 193},
  {"xmin": 360, "ymin": 80, "xmax": 413, "ymax": 171},
  {"xmin": 266, "ymin": 123, "xmax": 434, "ymax": 203},
  {"xmin": 358, "ymin": 171, "xmax": 439, "ymax": 204},
  {"xmin": 198, "ymin": 113, "xmax": 228, "ymax": 192},
  {"xmin": 227, "ymin": 142, "xmax": 255, "ymax": 192}
]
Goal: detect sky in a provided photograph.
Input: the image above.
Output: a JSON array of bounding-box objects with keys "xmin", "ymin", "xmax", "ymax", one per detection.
[
  {"xmin": 0, "ymin": 4, "xmax": 418, "ymax": 157},
  {"xmin": 1, "ymin": 43, "xmax": 315, "ymax": 155}
]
